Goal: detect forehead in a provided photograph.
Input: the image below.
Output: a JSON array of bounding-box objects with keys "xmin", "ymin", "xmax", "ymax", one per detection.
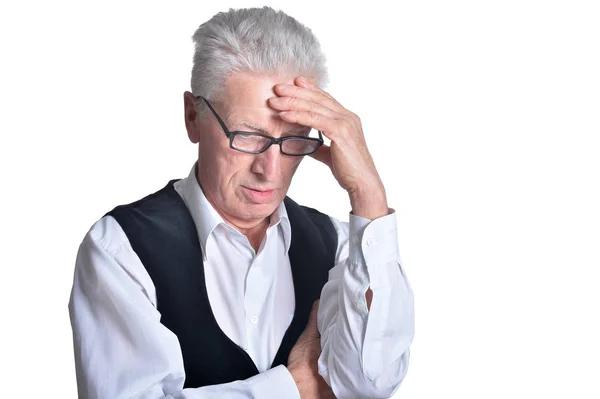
[
  {"xmin": 222, "ymin": 72, "xmax": 293, "ymax": 108},
  {"xmin": 219, "ymin": 72, "xmax": 308, "ymax": 134}
]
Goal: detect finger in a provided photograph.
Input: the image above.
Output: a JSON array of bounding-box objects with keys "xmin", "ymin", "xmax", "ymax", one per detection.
[
  {"xmin": 310, "ymin": 299, "xmax": 320, "ymax": 316},
  {"xmin": 278, "ymin": 110, "xmax": 341, "ymax": 140},
  {"xmin": 274, "ymin": 83, "xmax": 345, "ymax": 114},
  {"xmin": 299, "ymin": 300, "xmax": 321, "ymax": 340},
  {"xmin": 295, "ymin": 76, "xmax": 314, "ymax": 89},
  {"xmin": 307, "ymin": 299, "xmax": 320, "ymax": 329},
  {"xmin": 268, "ymin": 96, "xmax": 339, "ymax": 118},
  {"xmin": 309, "ymin": 143, "xmax": 332, "ymax": 169},
  {"xmin": 295, "ymin": 77, "xmax": 335, "ymax": 102}
]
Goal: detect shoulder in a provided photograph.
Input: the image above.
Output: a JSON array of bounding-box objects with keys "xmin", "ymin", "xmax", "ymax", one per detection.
[
  {"xmin": 76, "ymin": 214, "xmax": 158, "ymax": 306},
  {"xmin": 285, "ymin": 197, "xmax": 334, "ymax": 230},
  {"xmin": 284, "ymin": 197, "xmax": 350, "ymax": 261},
  {"xmin": 284, "ymin": 196, "xmax": 335, "ymax": 222},
  {"xmin": 108, "ymin": 179, "xmax": 182, "ymax": 217},
  {"xmin": 284, "ymin": 196, "xmax": 349, "ymax": 231},
  {"xmin": 84, "ymin": 215, "xmax": 130, "ymax": 256},
  {"xmin": 78, "ymin": 181, "xmax": 175, "ymax": 260}
]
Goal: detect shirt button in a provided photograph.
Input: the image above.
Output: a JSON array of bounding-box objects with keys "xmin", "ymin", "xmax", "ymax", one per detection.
[
  {"xmin": 366, "ymin": 238, "xmax": 377, "ymax": 247},
  {"xmin": 250, "ymin": 315, "xmax": 259, "ymax": 324}
]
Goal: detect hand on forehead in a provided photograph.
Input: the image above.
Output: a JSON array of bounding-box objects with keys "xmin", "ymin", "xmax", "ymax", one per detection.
[{"xmin": 221, "ymin": 73, "xmax": 315, "ymax": 135}]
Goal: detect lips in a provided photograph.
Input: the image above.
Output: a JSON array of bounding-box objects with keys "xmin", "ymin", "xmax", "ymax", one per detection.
[
  {"xmin": 245, "ymin": 187, "xmax": 275, "ymax": 192},
  {"xmin": 241, "ymin": 186, "xmax": 277, "ymax": 203}
]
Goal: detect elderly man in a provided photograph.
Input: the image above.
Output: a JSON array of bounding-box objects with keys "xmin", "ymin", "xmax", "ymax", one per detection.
[{"xmin": 69, "ymin": 6, "xmax": 414, "ymax": 399}]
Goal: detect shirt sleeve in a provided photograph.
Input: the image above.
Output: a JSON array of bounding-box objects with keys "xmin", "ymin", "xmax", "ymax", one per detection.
[
  {"xmin": 68, "ymin": 216, "xmax": 300, "ymax": 399},
  {"xmin": 317, "ymin": 211, "xmax": 415, "ymax": 399}
]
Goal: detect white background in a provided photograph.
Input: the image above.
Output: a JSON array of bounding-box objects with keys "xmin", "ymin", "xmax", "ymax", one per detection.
[{"xmin": 1, "ymin": 0, "xmax": 599, "ymax": 398}]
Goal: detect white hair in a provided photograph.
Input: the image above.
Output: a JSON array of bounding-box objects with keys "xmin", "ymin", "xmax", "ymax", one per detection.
[{"xmin": 190, "ymin": 7, "xmax": 328, "ymax": 101}]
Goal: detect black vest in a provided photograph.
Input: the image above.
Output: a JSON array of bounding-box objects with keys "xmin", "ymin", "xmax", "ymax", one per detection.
[{"xmin": 106, "ymin": 180, "xmax": 337, "ymax": 388}]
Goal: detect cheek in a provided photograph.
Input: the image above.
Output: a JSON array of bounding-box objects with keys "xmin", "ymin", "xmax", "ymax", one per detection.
[
  {"xmin": 199, "ymin": 137, "xmax": 239, "ymax": 192},
  {"xmin": 220, "ymin": 152, "xmax": 256, "ymax": 188},
  {"xmin": 199, "ymin": 131, "xmax": 226, "ymax": 166},
  {"xmin": 200, "ymin": 129, "xmax": 237, "ymax": 171}
]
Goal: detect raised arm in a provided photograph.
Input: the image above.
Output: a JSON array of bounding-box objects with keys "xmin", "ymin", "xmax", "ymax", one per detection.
[{"xmin": 270, "ymin": 76, "xmax": 415, "ymax": 398}]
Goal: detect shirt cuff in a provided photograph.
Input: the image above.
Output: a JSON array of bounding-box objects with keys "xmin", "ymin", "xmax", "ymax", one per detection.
[
  {"xmin": 247, "ymin": 365, "xmax": 300, "ymax": 399},
  {"xmin": 349, "ymin": 209, "xmax": 399, "ymax": 266}
]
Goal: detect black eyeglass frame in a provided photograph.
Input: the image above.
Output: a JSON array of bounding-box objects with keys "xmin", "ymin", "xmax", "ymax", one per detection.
[{"xmin": 196, "ymin": 96, "xmax": 324, "ymax": 156}]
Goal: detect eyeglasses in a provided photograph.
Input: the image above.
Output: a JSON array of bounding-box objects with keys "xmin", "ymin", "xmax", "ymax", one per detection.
[{"xmin": 196, "ymin": 96, "xmax": 324, "ymax": 156}]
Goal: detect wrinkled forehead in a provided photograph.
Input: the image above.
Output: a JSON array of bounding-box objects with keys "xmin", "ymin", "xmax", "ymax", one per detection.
[
  {"xmin": 219, "ymin": 72, "xmax": 308, "ymax": 134},
  {"xmin": 221, "ymin": 72, "xmax": 292, "ymax": 108}
]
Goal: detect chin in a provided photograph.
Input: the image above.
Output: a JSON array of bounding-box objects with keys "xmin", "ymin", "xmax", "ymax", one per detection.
[
  {"xmin": 237, "ymin": 186, "xmax": 284, "ymax": 209},
  {"xmin": 238, "ymin": 200, "xmax": 280, "ymax": 220}
]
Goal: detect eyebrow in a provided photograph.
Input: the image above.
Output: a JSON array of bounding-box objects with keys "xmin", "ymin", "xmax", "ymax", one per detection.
[{"xmin": 237, "ymin": 121, "xmax": 309, "ymax": 135}]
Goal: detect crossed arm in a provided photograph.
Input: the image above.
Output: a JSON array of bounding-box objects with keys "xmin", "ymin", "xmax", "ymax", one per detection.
[{"xmin": 69, "ymin": 210, "xmax": 413, "ymax": 399}]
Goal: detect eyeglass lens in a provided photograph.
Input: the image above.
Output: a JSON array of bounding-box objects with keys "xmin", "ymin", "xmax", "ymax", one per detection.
[{"xmin": 231, "ymin": 134, "xmax": 320, "ymax": 155}]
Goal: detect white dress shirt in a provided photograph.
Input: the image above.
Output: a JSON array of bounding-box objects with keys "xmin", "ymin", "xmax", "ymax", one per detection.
[{"xmin": 69, "ymin": 165, "xmax": 414, "ymax": 399}]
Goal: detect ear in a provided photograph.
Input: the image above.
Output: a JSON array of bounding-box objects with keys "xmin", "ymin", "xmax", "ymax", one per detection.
[{"xmin": 184, "ymin": 91, "xmax": 200, "ymax": 143}]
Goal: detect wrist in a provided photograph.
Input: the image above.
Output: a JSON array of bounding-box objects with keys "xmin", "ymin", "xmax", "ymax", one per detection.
[
  {"xmin": 348, "ymin": 182, "xmax": 388, "ymax": 220},
  {"xmin": 288, "ymin": 364, "xmax": 311, "ymax": 396}
]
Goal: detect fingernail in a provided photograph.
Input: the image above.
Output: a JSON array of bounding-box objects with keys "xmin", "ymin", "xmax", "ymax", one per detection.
[{"xmin": 299, "ymin": 77, "xmax": 312, "ymax": 86}]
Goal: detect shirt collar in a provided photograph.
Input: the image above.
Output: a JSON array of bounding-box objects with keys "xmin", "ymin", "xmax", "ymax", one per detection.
[
  {"xmin": 176, "ymin": 163, "xmax": 292, "ymax": 260},
  {"xmin": 272, "ymin": 197, "xmax": 292, "ymax": 254}
]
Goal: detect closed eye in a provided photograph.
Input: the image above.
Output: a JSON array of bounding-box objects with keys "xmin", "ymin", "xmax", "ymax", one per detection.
[
  {"xmin": 233, "ymin": 119, "xmax": 311, "ymax": 137},
  {"xmin": 285, "ymin": 128, "xmax": 311, "ymax": 137}
]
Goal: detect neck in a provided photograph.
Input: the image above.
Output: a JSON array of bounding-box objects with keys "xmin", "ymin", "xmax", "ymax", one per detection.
[
  {"xmin": 236, "ymin": 217, "xmax": 270, "ymax": 253},
  {"xmin": 195, "ymin": 168, "xmax": 270, "ymax": 253},
  {"xmin": 209, "ymin": 198, "xmax": 271, "ymax": 253},
  {"xmin": 213, "ymin": 210, "xmax": 269, "ymax": 253}
]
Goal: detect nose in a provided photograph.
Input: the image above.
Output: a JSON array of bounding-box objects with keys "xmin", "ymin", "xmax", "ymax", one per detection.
[{"xmin": 251, "ymin": 144, "xmax": 282, "ymax": 182}]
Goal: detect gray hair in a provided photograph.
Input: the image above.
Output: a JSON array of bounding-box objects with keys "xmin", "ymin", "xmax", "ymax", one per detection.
[{"xmin": 190, "ymin": 7, "xmax": 328, "ymax": 101}]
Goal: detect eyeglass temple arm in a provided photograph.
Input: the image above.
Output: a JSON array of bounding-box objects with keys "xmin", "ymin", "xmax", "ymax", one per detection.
[{"xmin": 197, "ymin": 96, "xmax": 231, "ymax": 138}]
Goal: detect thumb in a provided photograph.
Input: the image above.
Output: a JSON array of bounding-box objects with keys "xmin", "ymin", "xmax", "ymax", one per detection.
[
  {"xmin": 309, "ymin": 299, "xmax": 320, "ymax": 324},
  {"xmin": 309, "ymin": 143, "xmax": 332, "ymax": 169},
  {"xmin": 303, "ymin": 300, "xmax": 321, "ymax": 339}
]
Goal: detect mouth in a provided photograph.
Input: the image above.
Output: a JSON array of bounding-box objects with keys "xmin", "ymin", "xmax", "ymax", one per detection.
[
  {"xmin": 245, "ymin": 186, "xmax": 276, "ymax": 192},
  {"xmin": 241, "ymin": 186, "xmax": 278, "ymax": 203}
]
